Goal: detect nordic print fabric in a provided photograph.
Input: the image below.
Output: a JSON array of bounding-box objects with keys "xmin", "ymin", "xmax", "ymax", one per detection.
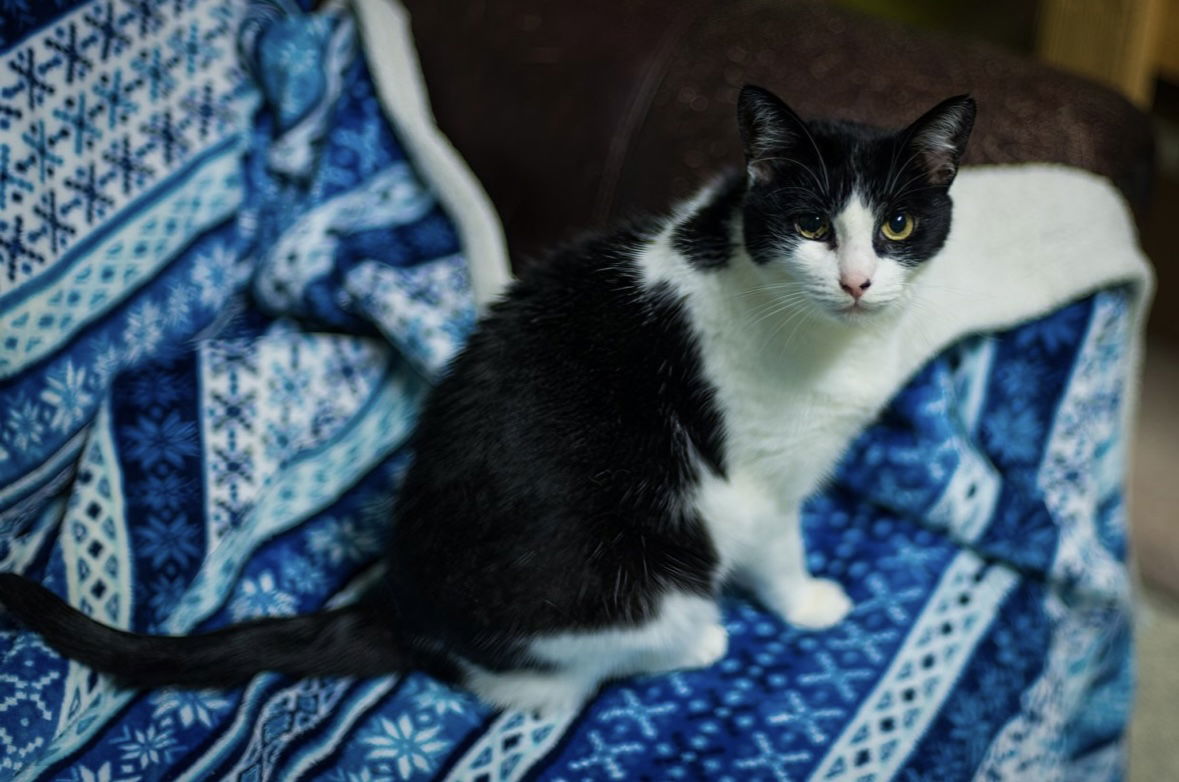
[{"xmin": 0, "ymin": 1, "xmax": 1136, "ymax": 781}]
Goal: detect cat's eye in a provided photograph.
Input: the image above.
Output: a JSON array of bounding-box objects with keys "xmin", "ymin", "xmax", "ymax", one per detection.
[
  {"xmin": 881, "ymin": 212, "xmax": 915, "ymax": 241},
  {"xmin": 795, "ymin": 215, "xmax": 829, "ymax": 240}
]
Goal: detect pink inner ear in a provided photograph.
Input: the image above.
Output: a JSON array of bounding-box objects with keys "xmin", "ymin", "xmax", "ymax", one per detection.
[{"xmin": 908, "ymin": 99, "xmax": 974, "ymax": 185}]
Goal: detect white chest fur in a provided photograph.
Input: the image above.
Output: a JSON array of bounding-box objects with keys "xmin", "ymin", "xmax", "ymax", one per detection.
[
  {"xmin": 638, "ymin": 229, "xmax": 903, "ymax": 573},
  {"xmin": 691, "ymin": 318, "xmax": 893, "ymax": 571}
]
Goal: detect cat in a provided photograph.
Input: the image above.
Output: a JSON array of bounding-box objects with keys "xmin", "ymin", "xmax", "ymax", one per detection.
[{"xmin": 0, "ymin": 85, "xmax": 975, "ymax": 715}]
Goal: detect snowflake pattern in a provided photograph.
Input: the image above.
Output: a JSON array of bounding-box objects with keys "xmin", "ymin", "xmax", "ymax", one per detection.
[
  {"xmin": 123, "ymin": 300, "xmax": 165, "ymax": 362},
  {"xmin": 60, "ymin": 761, "xmax": 141, "ymax": 782},
  {"xmin": 115, "ymin": 723, "xmax": 181, "ymax": 769},
  {"xmin": 192, "ymin": 240, "xmax": 237, "ymax": 309},
  {"xmin": 152, "ymin": 689, "xmax": 231, "ymax": 729},
  {"xmin": 307, "ymin": 515, "xmax": 381, "ymax": 567},
  {"xmin": 981, "ymin": 404, "xmax": 1045, "ymax": 464},
  {"xmin": 409, "ymin": 677, "xmax": 476, "ymax": 719},
  {"xmin": 4, "ymin": 394, "xmax": 44, "ymax": 451},
  {"xmin": 129, "ymin": 472, "xmax": 190, "ymax": 511},
  {"xmin": 133, "ymin": 513, "xmax": 199, "ymax": 567},
  {"xmin": 277, "ymin": 552, "xmax": 327, "ymax": 596},
  {"xmin": 230, "ymin": 570, "xmax": 297, "ymax": 620},
  {"xmin": 363, "ymin": 715, "xmax": 449, "ymax": 780},
  {"xmin": 145, "ymin": 573, "xmax": 187, "ymax": 623},
  {"xmin": 323, "ymin": 766, "xmax": 395, "ymax": 782},
  {"xmin": 41, "ymin": 359, "xmax": 94, "ymax": 433},
  {"xmin": 121, "ymin": 409, "xmax": 199, "ymax": 468},
  {"xmin": 125, "ymin": 370, "xmax": 185, "ymax": 409}
]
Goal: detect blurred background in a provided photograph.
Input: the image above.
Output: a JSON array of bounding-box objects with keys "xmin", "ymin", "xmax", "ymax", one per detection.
[{"xmin": 403, "ymin": 0, "xmax": 1177, "ymax": 777}]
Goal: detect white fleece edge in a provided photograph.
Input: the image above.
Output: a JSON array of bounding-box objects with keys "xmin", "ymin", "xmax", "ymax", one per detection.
[
  {"xmin": 925, "ymin": 163, "xmax": 1151, "ymax": 404},
  {"xmin": 909, "ymin": 163, "xmax": 1153, "ymax": 539},
  {"xmin": 350, "ymin": 0, "xmax": 513, "ymax": 309}
]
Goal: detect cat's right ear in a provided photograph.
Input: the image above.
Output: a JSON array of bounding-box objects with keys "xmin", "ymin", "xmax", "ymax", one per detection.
[
  {"xmin": 903, "ymin": 95, "xmax": 976, "ymax": 187},
  {"xmin": 737, "ymin": 85, "xmax": 806, "ymax": 183}
]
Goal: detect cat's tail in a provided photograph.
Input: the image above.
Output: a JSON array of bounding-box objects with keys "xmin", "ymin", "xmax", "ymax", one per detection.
[{"xmin": 0, "ymin": 572, "xmax": 404, "ymax": 688}]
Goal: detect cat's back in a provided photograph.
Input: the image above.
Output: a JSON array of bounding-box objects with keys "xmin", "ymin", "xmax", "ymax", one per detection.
[
  {"xmin": 491, "ymin": 220, "xmax": 666, "ymax": 359},
  {"xmin": 398, "ymin": 216, "xmax": 725, "ymax": 515},
  {"xmin": 405, "ymin": 222, "xmax": 716, "ymax": 466},
  {"xmin": 425, "ymin": 218, "xmax": 715, "ymax": 435}
]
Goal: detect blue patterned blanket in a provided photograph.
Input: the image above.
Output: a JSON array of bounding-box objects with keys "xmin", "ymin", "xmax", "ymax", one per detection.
[{"xmin": 0, "ymin": 1, "xmax": 1144, "ymax": 780}]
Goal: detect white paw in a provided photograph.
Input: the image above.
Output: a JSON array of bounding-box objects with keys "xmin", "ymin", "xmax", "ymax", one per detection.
[
  {"xmin": 464, "ymin": 667, "xmax": 592, "ymax": 717},
  {"xmin": 780, "ymin": 578, "xmax": 853, "ymax": 630},
  {"xmin": 680, "ymin": 623, "xmax": 729, "ymax": 669}
]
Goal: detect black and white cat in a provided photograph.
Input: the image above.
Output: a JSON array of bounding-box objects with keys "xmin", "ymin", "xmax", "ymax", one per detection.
[{"xmin": 0, "ymin": 86, "xmax": 975, "ymax": 714}]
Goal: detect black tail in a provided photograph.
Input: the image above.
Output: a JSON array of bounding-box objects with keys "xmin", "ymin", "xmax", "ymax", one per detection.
[{"xmin": 0, "ymin": 573, "xmax": 404, "ymax": 688}]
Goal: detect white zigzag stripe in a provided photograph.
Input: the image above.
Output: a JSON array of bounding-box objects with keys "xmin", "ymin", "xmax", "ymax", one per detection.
[
  {"xmin": 973, "ymin": 291, "xmax": 1133, "ymax": 782},
  {"xmin": 445, "ymin": 709, "xmax": 580, "ymax": 782},
  {"xmin": 17, "ymin": 357, "xmax": 427, "ymax": 780},
  {"xmin": 55, "ymin": 399, "xmax": 130, "ymax": 741},
  {"xmin": 811, "ymin": 551, "xmax": 1018, "ymax": 779}
]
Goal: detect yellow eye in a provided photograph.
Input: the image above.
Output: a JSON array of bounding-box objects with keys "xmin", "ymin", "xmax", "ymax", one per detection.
[
  {"xmin": 882, "ymin": 212, "xmax": 915, "ymax": 241},
  {"xmin": 795, "ymin": 215, "xmax": 829, "ymax": 240}
]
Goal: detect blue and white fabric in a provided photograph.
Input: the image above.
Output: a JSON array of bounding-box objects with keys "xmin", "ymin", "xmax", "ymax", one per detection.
[{"xmin": 0, "ymin": 1, "xmax": 1150, "ymax": 780}]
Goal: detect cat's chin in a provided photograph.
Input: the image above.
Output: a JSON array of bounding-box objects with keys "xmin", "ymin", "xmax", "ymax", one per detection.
[{"xmin": 825, "ymin": 300, "xmax": 893, "ymax": 325}]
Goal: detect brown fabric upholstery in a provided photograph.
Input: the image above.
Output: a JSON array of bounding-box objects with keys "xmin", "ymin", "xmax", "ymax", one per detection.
[{"xmin": 400, "ymin": 0, "xmax": 1154, "ymax": 267}]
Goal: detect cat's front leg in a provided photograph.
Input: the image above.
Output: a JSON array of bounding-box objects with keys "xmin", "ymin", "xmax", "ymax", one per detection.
[{"xmin": 737, "ymin": 510, "xmax": 852, "ymax": 629}]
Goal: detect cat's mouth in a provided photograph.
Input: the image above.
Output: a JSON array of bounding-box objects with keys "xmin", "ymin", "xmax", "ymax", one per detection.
[{"xmin": 833, "ymin": 298, "xmax": 887, "ymax": 322}]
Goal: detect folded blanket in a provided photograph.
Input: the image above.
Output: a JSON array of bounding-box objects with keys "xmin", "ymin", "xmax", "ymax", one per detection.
[{"xmin": 0, "ymin": 1, "xmax": 1152, "ymax": 781}]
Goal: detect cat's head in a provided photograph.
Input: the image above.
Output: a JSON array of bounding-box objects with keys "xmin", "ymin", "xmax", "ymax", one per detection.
[{"xmin": 737, "ymin": 85, "xmax": 975, "ymax": 322}]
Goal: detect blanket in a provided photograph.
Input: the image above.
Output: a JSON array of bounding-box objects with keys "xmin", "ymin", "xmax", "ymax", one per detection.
[{"xmin": 0, "ymin": 0, "xmax": 1152, "ymax": 780}]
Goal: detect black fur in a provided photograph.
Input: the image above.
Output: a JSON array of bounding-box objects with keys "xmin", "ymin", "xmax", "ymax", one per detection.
[
  {"xmin": 739, "ymin": 85, "xmax": 975, "ymax": 269},
  {"xmin": 0, "ymin": 85, "xmax": 974, "ymax": 692},
  {"xmin": 0, "ymin": 573, "xmax": 402, "ymax": 687},
  {"xmin": 385, "ymin": 223, "xmax": 727, "ymax": 673},
  {"xmin": 671, "ymin": 175, "xmax": 745, "ymax": 270}
]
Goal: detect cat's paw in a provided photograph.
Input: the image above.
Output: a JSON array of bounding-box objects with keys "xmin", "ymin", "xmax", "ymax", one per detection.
[
  {"xmin": 466, "ymin": 667, "xmax": 593, "ymax": 717},
  {"xmin": 680, "ymin": 623, "xmax": 729, "ymax": 669},
  {"xmin": 779, "ymin": 578, "xmax": 852, "ymax": 630}
]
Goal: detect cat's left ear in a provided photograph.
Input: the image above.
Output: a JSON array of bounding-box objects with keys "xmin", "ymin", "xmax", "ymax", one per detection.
[
  {"xmin": 737, "ymin": 85, "xmax": 809, "ymax": 183},
  {"xmin": 903, "ymin": 95, "xmax": 976, "ymax": 187}
]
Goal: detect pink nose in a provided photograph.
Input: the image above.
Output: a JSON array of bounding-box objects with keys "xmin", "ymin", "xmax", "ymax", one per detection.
[{"xmin": 840, "ymin": 275, "xmax": 872, "ymax": 300}]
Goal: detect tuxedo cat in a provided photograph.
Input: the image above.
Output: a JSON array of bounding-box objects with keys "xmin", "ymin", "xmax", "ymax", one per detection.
[{"xmin": 0, "ymin": 85, "xmax": 975, "ymax": 714}]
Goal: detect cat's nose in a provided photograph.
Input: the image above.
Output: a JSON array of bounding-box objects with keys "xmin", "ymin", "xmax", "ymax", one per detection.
[{"xmin": 839, "ymin": 275, "xmax": 872, "ymax": 300}]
